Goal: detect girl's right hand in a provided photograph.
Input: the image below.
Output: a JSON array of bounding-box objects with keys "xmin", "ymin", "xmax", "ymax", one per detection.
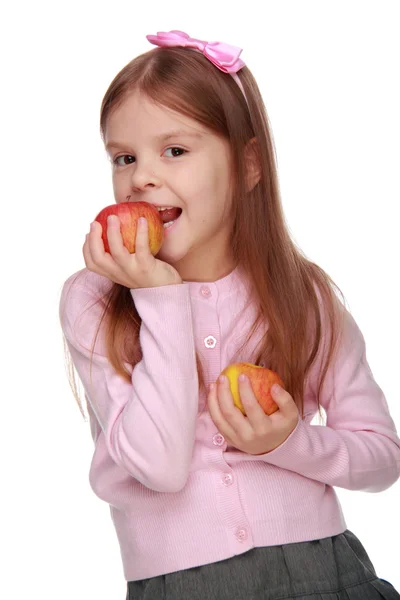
[{"xmin": 83, "ymin": 215, "xmax": 183, "ymax": 289}]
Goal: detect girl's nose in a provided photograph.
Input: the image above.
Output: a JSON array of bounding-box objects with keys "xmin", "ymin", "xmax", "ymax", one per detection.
[{"xmin": 130, "ymin": 162, "xmax": 160, "ymax": 191}]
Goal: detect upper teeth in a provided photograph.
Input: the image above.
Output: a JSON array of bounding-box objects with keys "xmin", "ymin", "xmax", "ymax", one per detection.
[{"xmin": 157, "ymin": 206, "xmax": 174, "ymax": 211}]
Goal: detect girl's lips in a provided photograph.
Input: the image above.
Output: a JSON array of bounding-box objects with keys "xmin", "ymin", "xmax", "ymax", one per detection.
[{"xmin": 163, "ymin": 211, "xmax": 182, "ymax": 236}]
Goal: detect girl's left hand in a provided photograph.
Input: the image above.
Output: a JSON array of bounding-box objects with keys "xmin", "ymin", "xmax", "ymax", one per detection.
[{"xmin": 208, "ymin": 375, "xmax": 300, "ymax": 455}]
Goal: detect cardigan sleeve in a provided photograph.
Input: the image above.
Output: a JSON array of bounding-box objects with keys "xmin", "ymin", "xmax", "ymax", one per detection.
[
  {"xmin": 256, "ymin": 305, "xmax": 400, "ymax": 492},
  {"xmin": 59, "ymin": 270, "xmax": 199, "ymax": 493}
]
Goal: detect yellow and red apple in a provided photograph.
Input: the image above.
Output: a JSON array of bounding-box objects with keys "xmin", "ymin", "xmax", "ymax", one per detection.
[
  {"xmin": 94, "ymin": 201, "xmax": 164, "ymax": 255},
  {"xmin": 220, "ymin": 362, "xmax": 283, "ymax": 416}
]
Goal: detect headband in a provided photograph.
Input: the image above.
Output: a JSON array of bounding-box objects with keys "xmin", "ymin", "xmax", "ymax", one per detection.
[{"xmin": 146, "ymin": 30, "xmax": 248, "ymax": 105}]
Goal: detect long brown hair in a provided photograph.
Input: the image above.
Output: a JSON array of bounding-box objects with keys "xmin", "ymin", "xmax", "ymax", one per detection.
[{"xmin": 64, "ymin": 46, "xmax": 346, "ymax": 421}]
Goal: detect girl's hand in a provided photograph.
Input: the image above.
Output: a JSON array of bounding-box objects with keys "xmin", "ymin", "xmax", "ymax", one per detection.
[
  {"xmin": 83, "ymin": 216, "xmax": 182, "ymax": 288},
  {"xmin": 208, "ymin": 375, "xmax": 299, "ymax": 455}
]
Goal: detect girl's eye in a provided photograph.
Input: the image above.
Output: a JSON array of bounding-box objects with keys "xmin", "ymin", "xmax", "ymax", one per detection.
[
  {"xmin": 112, "ymin": 148, "xmax": 185, "ymax": 166},
  {"xmin": 164, "ymin": 147, "xmax": 186, "ymax": 158},
  {"xmin": 113, "ymin": 155, "xmax": 135, "ymax": 166}
]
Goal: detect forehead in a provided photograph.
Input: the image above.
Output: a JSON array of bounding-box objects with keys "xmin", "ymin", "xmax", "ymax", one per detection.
[{"xmin": 105, "ymin": 91, "xmax": 207, "ymax": 142}]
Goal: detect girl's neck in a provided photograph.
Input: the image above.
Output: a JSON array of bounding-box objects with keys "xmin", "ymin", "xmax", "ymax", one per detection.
[{"xmin": 178, "ymin": 256, "xmax": 238, "ymax": 284}]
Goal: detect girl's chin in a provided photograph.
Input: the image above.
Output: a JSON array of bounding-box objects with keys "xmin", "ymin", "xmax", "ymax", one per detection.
[{"xmin": 156, "ymin": 243, "xmax": 187, "ymax": 266}]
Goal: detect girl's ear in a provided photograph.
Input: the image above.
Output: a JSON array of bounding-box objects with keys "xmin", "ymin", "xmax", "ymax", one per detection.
[{"xmin": 244, "ymin": 137, "xmax": 261, "ymax": 192}]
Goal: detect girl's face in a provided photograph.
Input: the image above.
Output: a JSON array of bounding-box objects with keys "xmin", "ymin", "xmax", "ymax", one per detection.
[{"xmin": 104, "ymin": 91, "xmax": 236, "ymax": 281}]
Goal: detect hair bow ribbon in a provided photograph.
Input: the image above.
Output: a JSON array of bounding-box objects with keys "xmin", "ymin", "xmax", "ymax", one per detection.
[{"xmin": 146, "ymin": 30, "xmax": 245, "ymax": 74}]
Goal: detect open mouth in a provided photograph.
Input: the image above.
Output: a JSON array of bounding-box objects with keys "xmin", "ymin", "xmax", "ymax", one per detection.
[{"xmin": 157, "ymin": 206, "xmax": 183, "ymax": 229}]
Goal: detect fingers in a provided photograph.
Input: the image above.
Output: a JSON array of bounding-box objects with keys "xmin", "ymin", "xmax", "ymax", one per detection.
[
  {"xmin": 207, "ymin": 383, "xmax": 238, "ymax": 443},
  {"xmin": 82, "ymin": 233, "xmax": 93, "ymax": 268},
  {"xmin": 82, "ymin": 215, "xmax": 178, "ymax": 288},
  {"xmin": 87, "ymin": 220, "xmax": 106, "ymax": 263},
  {"xmin": 84, "ymin": 220, "xmax": 115, "ymax": 276},
  {"xmin": 208, "ymin": 376, "xmax": 300, "ymax": 456},
  {"xmin": 83, "ymin": 223, "xmax": 101, "ymax": 272},
  {"xmin": 134, "ymin": 217, "xmax": 152, "ymax": 263},
  {"xmin": 270, "ymin": 385, "xmax": 299, "ymax": 421},
  {"xmin": 106, "ymin": 215, "xmax": 130, "ymax": 261},
  {"xmin": 238, "ymin": 376, "xmax": 270, "ymax": 431},
  {"xmin": 212, "ymin": 377, "xmax": 253, "ymax": 439}
]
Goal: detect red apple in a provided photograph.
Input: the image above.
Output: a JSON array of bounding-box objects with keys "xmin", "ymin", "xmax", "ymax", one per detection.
[
  {"xmin": 219, "ymin": 362, "xmax": 283, "ymax": 416},
  {"xmin": 94, "ymin": 201, "xmax": 164, "ymax": 255}
]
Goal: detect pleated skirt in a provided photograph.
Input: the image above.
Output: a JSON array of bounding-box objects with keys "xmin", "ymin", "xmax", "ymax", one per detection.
[{"xmin": 126, "ymin": 529, "xmax": 399, "ymax": 599}]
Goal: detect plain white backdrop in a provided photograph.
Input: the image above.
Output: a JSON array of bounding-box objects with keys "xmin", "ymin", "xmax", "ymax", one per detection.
[{"xmin": 1, "ymin": 1, "xmax": 399, "ymax": 598}]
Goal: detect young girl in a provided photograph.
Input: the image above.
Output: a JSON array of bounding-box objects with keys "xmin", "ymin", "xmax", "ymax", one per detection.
[{"xmin": 59, "ymin": 30, "xmax": 400, "ymax": 599}]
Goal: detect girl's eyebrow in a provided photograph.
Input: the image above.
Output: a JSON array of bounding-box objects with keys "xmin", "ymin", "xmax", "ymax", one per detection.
[
  {"xmin": 105, "ymin": 130, "xmax": 203, "ymax": 151},
  {"xmin": 155, "ymin": 130, "xmax": 204, "ymax": 142}
]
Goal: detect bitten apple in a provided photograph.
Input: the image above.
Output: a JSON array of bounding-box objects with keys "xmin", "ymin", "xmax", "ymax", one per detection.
[
  {"xmin": 220, "ymin": 362, "xmax": 283, "ymax": 416},
  {"xmin": 94, "ymin": 201, "xmax": 164, "ymax": 255}
]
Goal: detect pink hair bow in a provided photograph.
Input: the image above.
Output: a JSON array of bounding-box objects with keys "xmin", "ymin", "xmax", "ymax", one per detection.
[{"xmin": 146, "ymin": 30, "xmax": 245, "ymax": 74}]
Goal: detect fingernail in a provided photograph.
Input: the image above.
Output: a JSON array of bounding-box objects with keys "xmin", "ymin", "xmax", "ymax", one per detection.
[
  {"xmin": 90, "ymin": 222, "xmax": 95, "ymax": 231},
  {"xmin": 239, "ymin": 374, "xmax": 248, "ymax": 382},
  {"xmin": 139, "ymin": 217, "xmax": 147, "ymax": 226},
  {"xmin": 272, "ymin": 384, "xmax": 281, "ymax": 394},
  {"xmin": 209, "ymin": 382, "xmax": 216, "ymax": 392},
  {"xmin": 219, "ymin": 375, "xmax": 226, "ymax": 384}
]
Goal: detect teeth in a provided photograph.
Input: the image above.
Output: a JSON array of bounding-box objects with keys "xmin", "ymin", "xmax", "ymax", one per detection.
[
  {"xmin": 157, "ymin": 206, "xmax": 174, "ymax": 211},
  {"xmin": 163, "ymin": 219, "xmax": 177, "ymax": 229}
]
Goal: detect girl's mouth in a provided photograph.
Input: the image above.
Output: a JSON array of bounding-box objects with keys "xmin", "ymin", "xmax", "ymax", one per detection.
[{"xmin": 158, "ymin": 207, "xmax": 183, "ymax": 230}]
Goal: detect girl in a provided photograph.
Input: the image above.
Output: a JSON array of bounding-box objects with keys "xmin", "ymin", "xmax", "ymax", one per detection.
[{"xmin": 59, "ymin": 30, "xmax": 400, "ymax": 599}]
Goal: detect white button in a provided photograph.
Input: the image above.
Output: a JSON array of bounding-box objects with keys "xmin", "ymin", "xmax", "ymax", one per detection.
[
  {"xmin": 222, "ymin": 473, "xmax": 233, "ymax": 486},
  {"xmin": 212, "ymin": 434, "xmax": 225, "ymax": 446},
  {"xmin": 236, "ymin": 528, "xmax": 248, "ymax": 542},
  {"xmin": 200, "ymin": 285, "xmax": 212, "ymax": 298},
  {"xmin": 204, "ymin": 335, "xmax": 217, "ymax": 349}
]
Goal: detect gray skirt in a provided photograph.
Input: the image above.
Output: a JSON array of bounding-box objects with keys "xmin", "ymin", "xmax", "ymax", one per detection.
[{"xmin": 126, "ymin": 530, "xmax": 399, "ymax": 600}]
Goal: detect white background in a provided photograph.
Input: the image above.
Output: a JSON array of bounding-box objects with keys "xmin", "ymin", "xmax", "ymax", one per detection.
[{"xmin": 2, "ymin": 1, "xmax": 399, "ymax": 598}]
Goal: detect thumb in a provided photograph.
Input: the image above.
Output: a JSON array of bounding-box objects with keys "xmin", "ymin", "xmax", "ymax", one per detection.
[
  {"xmin": 271, "ymin": 383, "xmax": 284, "ymax": 399},
  {"xmin": 271, "ymin": 384, "xmax": 296, "ymax": 413}
]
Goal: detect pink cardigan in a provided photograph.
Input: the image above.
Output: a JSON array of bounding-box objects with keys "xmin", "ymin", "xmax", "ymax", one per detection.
[{"xmin": 59, "ymin": 265, "xmax": 400, "ymax": 582}]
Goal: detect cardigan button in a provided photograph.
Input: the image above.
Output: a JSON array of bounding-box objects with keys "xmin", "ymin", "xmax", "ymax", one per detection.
[
  {"xmin": 200, "ymin": 285, "xmax": 212, "ymax": 298},
  {"xmin": 236, "ymin": 528, "xmax": 248, "ymax": 542},
  {"xmin": 204, "ymin": 335, "xmax": 217, "ymax": 349},
  {"xmin": 212, "ymin": 434, "xmax": 225, "ymax": 446},
  {"xmin": 222, "ymin": 473, "xmax": 233, "ymax": 486}
]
